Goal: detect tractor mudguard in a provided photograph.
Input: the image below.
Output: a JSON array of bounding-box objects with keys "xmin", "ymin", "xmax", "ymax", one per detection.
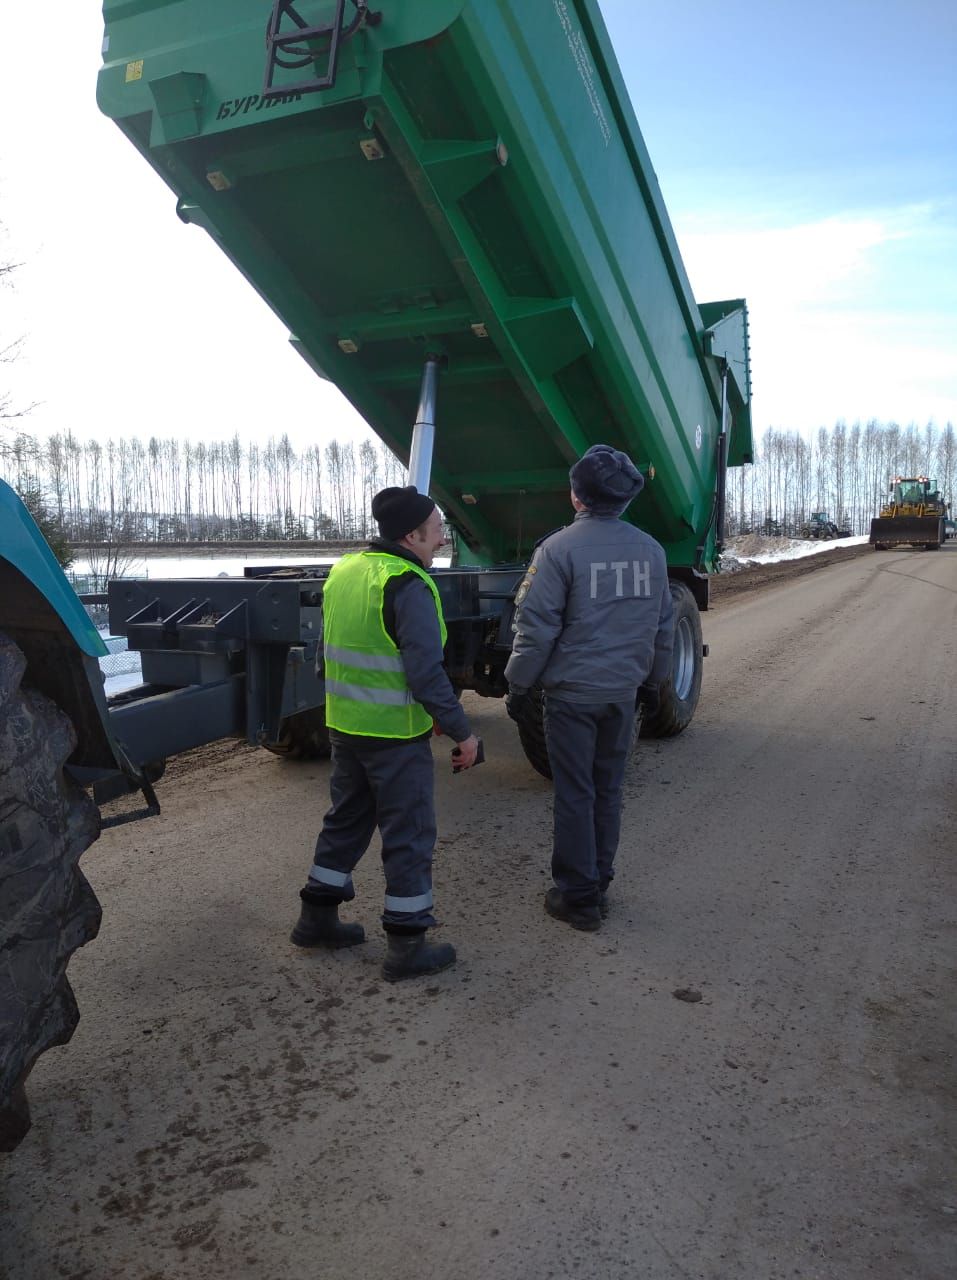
[
  {"xmin": 0, "ymin": 480, "xmax": 106, "ymax": 659},
  {"xmin": 0, "ymin": 479, "xmax": 134, "ymax": 777}
]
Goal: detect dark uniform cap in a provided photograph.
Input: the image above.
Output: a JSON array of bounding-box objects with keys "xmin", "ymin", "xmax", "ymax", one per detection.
[
  {"xmin": 371, "ymin": 485, "xmax": 437, "ymax": 541},
  {"xmin": 569, "ymin": 444, "xmax": 644, "ymax": 514}
]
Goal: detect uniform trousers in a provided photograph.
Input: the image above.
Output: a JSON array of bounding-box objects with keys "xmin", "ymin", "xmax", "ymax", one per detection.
[
  {"xmin": 307, "ymin": 732, "xmax": 437, "ymax": 930},
  {"xmin": 543, "ymin": 697, "xmax": 635, "ymax": 906}
]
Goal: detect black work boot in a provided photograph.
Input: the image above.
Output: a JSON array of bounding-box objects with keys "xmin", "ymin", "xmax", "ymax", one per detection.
[
  {"xmin": 545, "ymin": 887, "xmax": 601, "ymax": 932},
  {"xmin": 599, "ymin": 892, "xmax": 609, "ymax": 920},
  {"xmin": 290, "ymin": 892, "xmax": 365, "ymax": 949},
  {"xmin": 382, "ymin": 932, "xmax": 456, "ymax": 983}
]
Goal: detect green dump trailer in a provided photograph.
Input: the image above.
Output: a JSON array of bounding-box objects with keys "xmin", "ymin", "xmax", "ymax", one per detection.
[
  {"xmin": 0, "ymin": 0, "xmax": 751, "ymax": 1147},
  {"xmin": 95, "ymin": 0, "xmax": 752, "ymax": 572}
]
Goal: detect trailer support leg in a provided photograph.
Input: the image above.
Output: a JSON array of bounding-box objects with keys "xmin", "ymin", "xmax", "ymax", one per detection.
[
  {"xmin": 408, "ymin": 355, "xmax": 441, "ymax": 495},
  {"xmin": 715, "ymin": 363, "xmax": 730, "ymax": 553}
]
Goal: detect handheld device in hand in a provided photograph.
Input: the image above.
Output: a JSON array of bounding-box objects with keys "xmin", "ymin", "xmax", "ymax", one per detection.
[{"xmin": 452, "ymin": 737, "xmax": 485, "ymax": 773}]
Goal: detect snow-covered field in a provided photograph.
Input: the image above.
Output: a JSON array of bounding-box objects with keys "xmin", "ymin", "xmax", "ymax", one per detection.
[{"xmin": 74, "ymin": 551, "xmax": 340, "ymax": 581}]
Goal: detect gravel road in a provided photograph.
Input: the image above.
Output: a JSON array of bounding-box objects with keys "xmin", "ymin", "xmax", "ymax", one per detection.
[{"xmin": 2, "ymin": 545, "xmax": 954, "ymax": 1279}]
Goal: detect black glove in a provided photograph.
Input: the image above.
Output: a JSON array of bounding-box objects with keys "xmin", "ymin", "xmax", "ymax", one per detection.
[
  {"xmin": 636, "ymin": 684, "xmax": 660, "ymax": 717},
  {"xmin": 505, "ymin": 689, "xmax": 530, "ymax": 723}
]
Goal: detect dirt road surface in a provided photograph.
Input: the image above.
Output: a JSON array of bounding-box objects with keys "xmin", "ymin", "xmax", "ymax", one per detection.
[{"xmin": 2, "ymin": 546, "xmax": 955, "ymax": 1279}]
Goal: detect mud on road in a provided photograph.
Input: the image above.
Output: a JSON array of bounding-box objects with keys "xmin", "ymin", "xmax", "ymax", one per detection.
[{"xmin": 1, "ymin": 543, "xmax": 954, "ymax": 1280}]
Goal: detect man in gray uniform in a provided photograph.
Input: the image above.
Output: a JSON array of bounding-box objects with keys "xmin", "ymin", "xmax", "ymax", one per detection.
[{"xmin": 505, "ymin": 444, "xmax": 674, "ymax": 931}]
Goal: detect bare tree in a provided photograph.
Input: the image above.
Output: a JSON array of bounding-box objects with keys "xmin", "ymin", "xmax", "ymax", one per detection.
[
  {"xmin": 0, "ymin": 242, "xmax": 34, "ymax": 426},
  {"xmin": 358, "ymin": 439, "xmax": 380, "ymax": 537},
  {"xmin": 325, "ymin": 439, "xmax": 347, "ymax": 536},
  {"xmin": 936, "ymin": 423, "xmax": 956, "ymax": 514},
  {"xmin": 845, "ymin": 423, "xmax": 861, "ymax": 532},
  {"xmin": 247, "ymin": 441, "xmax": 261, "ymax": 537},
  {"xmin": 814, "ymin": 426, "xmax": 830, "ymax": 515},
  {"xmin": 831, "ymin": 420, "xmax": 847, "ymax": 526}
]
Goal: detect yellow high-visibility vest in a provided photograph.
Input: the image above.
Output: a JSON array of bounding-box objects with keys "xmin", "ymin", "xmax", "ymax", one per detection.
[{"xmin": 322, "ymin": 550, "xmax": 447, "ymax": 739}]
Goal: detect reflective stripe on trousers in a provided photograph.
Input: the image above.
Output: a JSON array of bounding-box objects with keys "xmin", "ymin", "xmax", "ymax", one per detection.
[
  {"xmin": 308, "ymin": 864, "xmax": 354, "ymax": 892},
  {"xmin": 384, "ymin": 891, "xmax": 433, "ymax": 913},
  {"xmin": 312, "ymin": 869, "xmax": 434, "ymax": 914}
]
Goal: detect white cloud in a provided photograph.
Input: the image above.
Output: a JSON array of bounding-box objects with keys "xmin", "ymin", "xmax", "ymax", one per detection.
[
  {"xmin": 753, "ymin": 309, "xmax": 957, "ymax": 431},
  {"xmin": 674, "ymin": 208, "xmax": 957, "ymax": 431},
  {"xmin": 677, "ymin": 207, "xmax": 926, "ymax": 309}
]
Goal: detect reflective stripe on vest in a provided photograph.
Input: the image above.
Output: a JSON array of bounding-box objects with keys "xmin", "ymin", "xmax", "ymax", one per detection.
[{"xmin": 322, "ymin": 551, "xmax": 447, "ymax": 739}]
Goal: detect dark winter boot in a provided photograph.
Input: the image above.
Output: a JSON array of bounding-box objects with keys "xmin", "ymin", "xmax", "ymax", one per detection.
[
  {"xmin": 290, "ymin": 893, "xmax": 365, "ymax": 949},
  {"xmin": 382, "ymin": 932, "xmax": 456, "ymax": 983},
  {"xmin": 544, "ymin": 887, "xmax": 601, "ymax": 932},
  {"xmin": 598, "ymin": 892, "xmax": 609, "ymax": 920}
]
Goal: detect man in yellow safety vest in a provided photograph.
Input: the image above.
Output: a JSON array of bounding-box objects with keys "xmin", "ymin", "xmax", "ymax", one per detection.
[{"xmin": 290, "ymin": 485, "xmax": 480, "ymax": 981}]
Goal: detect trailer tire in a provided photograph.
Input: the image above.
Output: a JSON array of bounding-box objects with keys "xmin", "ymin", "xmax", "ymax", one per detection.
[
  {"xmin": 639, "ymin": 582, "xmax": 703, "ymax": 739},
  {"xmin": 514, "ymin": 686, "xmax": 551, "ymax": 780},
  {"xmin": 265, "ymin": 707, "xmax": 332, "ymax": 760},
  {"xmin": 0, "ymin": 633, "xmax": 102, "ymax": 1151}
]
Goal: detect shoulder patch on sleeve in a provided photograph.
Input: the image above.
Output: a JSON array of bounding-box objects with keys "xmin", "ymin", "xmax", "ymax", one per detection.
[{"xmin": 515, "ymin": 576, "xmax": 533, "ymax": 606}]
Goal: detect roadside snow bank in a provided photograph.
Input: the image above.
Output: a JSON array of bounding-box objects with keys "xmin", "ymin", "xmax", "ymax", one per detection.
[{"xmin": 723, "ymin": 534, "xmax": 868, "ymax": 568}]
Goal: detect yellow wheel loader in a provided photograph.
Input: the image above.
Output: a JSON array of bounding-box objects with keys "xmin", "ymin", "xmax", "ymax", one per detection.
[{"xmin": 869, "ymin": 477, "xmax": 947, "ymax": 551}]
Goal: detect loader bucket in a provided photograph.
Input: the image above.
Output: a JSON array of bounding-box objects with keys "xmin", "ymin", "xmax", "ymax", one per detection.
[{"xmin": 869, "ymin": 516, "xmax": 943, "ymax": 549}]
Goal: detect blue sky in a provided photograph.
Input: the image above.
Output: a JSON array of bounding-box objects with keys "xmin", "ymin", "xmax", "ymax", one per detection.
[
  {"xmin": 608, "ymin": 0, "xmax": 954, "ymax": 209},
  {"xmin": 1, "ymin": 1, "xmax": 954, "ymax": 451},
  {"xmin": 600, "ymin": 0, "xmax": 957, "ymax": 432}
]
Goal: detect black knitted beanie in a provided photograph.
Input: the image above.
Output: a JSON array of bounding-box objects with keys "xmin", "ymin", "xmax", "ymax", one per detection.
[{"xmin": 371, "ymin": 486, "xmax": 436, "ymax": 540}]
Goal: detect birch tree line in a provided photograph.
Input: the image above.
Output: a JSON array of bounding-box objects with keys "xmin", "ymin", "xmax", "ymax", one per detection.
[
  {"xmin": 727, "ymin": 420, "xmax": 955, "ymax": 536},
  {"xmin": 1, "ymin": 418, "xmax": 953, "ymax": 546},
  {"xmin": 0, "ymin": 430, "xmax": 405, "ymax": 543}
]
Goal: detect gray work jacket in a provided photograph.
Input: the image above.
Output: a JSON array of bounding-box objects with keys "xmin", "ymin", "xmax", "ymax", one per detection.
[{"xmin": 505, "ymin": 511, "xmax": 675, "ymax": 703}]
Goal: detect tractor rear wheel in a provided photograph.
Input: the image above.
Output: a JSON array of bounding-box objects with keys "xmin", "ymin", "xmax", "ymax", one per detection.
[
  {"xmin": 639, "ymin": 582, "xmax": 704, "ymax": 739},
  {"xmin": 0, "ymin": 634, "xmax": 102, "ymax": 1151},
  {"xmin": 264, "ymin": 707, "xmax": 332, "ymax": 760}
]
